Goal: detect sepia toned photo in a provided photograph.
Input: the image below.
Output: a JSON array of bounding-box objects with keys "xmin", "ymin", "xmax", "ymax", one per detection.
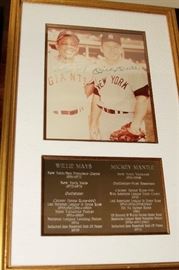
[{"xmin": 44, "ymin": 25, "xmax": 157, "ymax": 143}]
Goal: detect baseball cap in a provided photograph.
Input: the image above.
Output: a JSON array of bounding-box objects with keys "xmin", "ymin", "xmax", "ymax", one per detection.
[
  {"xmin": 56, "ymin": 30, "xmax": 80, "ymax": 44},
  {"xmin": 101, "ymin": 33, "xmax": 121, "ymax": 45}
]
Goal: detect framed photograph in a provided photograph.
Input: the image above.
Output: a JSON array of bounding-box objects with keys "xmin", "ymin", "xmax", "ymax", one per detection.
[
  {"xmin": 0, "ymin": 0, "xmax": 179, "ymax": 270},
  {"xmin": 45, "ymin": 24, "xmax": 157, "ymax": 142}
]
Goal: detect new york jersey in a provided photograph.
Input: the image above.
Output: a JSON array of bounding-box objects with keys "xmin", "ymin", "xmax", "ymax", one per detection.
[{"xmin": 92, "ymin": 58, "xmax": 148, "ymax": 112}]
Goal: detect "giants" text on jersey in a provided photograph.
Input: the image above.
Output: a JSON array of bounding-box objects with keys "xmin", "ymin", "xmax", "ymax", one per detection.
[{"xmin": 48, "ymin": 71, "xmax": 87, "ymax": 86}]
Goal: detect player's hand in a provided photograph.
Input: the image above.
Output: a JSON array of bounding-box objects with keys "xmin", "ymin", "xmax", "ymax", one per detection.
[
  {"xmin": 127, "ymin": 122, "xmax": 142, "ymax": 136},
  {"xmin": 90, "ymin": 125, "xmax": 101, "ymax": 140}
]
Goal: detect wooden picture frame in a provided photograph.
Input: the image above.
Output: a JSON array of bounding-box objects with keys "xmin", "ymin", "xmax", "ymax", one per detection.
[{"xmin": 0, "ymin": 0, "xmax": 179, "ymax": 269}]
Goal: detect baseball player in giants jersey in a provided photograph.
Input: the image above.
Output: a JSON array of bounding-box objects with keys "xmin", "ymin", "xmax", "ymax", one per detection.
[
  {"xmin": 87, "ymin": 33, "xmax": 149, "ymax": 141},
  {"xmin": 46, "ymin": 30, "xmax": 92, "ymax": 140}
]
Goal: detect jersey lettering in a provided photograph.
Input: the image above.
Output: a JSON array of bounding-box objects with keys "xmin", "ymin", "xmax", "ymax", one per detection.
[
  {"xmin": 96, "ymin": 78, "xmax": 106, "ymax": 90},
  {"xmin": 111, "ymin": 75, "xmax": 128, "ymax": 90},
  {"xmin": 48, "ymin": 71, "xmax": 86, "ymax": 86}
]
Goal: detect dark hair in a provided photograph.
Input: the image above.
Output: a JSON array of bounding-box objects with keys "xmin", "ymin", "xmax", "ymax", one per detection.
[{"xmin": 101, "ymin": 33, "xmax": 121, "ymax": 45}]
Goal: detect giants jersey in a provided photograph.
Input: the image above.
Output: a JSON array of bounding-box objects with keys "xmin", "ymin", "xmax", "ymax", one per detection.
[
  {"xmin": 93, "ymin": 58, "xmax": 148, "ymax": 112},
  {"xmin": 47, "ymin": 54, "xmax": 92, "ymax": 111}
]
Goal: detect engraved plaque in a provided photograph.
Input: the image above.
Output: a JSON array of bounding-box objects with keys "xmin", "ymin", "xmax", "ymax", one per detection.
[{"xmin": 42, "ymin": 156, "xmax": 169, "ymax": 235}]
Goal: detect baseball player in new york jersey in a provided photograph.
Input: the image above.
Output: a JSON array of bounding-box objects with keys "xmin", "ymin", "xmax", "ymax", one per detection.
[
  {"xmin": 88, "ymin": 33, "xmax": 149, "ymax": 142},
  {"xmin": 46, "ymin": 30, "xmax": 92, "ymax": 140}
]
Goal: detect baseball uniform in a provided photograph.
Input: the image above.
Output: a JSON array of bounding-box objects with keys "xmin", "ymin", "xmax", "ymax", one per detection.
[
  {"xmin": 46, "ymin": 53, "xmax": 92, "ymax": 140},
  {"xmin": 92, "ymin": 58, "xmax": 149, "ymax": 140}
]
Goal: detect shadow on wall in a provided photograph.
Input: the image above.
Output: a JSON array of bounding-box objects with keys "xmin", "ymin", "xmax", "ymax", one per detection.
[
  {"xmin": 0, "ymin": 0, "xmax": 11, "ymax": 138},
  {"xmin": 176, "ymin": 9, "xmax": 179, "ymax": 27}
]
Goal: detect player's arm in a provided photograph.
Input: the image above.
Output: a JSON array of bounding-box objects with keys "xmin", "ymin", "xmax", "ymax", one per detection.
[
  {"xmin": 129, "ymin": 85, "xmax": 149, "ymax": 135},
  {"xmin": 90, "ymin": 93, "xmax": 102, "ymax": 140},
  {"xmin": 85, "ymin": 82, "xmax": 96, "ymax": 97}
]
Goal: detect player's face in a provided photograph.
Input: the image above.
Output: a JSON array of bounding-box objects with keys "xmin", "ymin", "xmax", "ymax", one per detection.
[
  {"xmin": 57, "ymin": 36, "xmax": 79, "ymax": 60},
  {"xmin": 101, "ymin": 41, "xmax": 122, "ymax": 64}
]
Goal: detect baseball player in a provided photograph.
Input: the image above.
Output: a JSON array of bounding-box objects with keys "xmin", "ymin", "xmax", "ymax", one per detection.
[
  {"xmin": 46, "ymin": 30, "xmax": 93, "ymax": 140},
  {"xmin": 88, "ymin": 33, "xmax": 149, "ymax": 142}
]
